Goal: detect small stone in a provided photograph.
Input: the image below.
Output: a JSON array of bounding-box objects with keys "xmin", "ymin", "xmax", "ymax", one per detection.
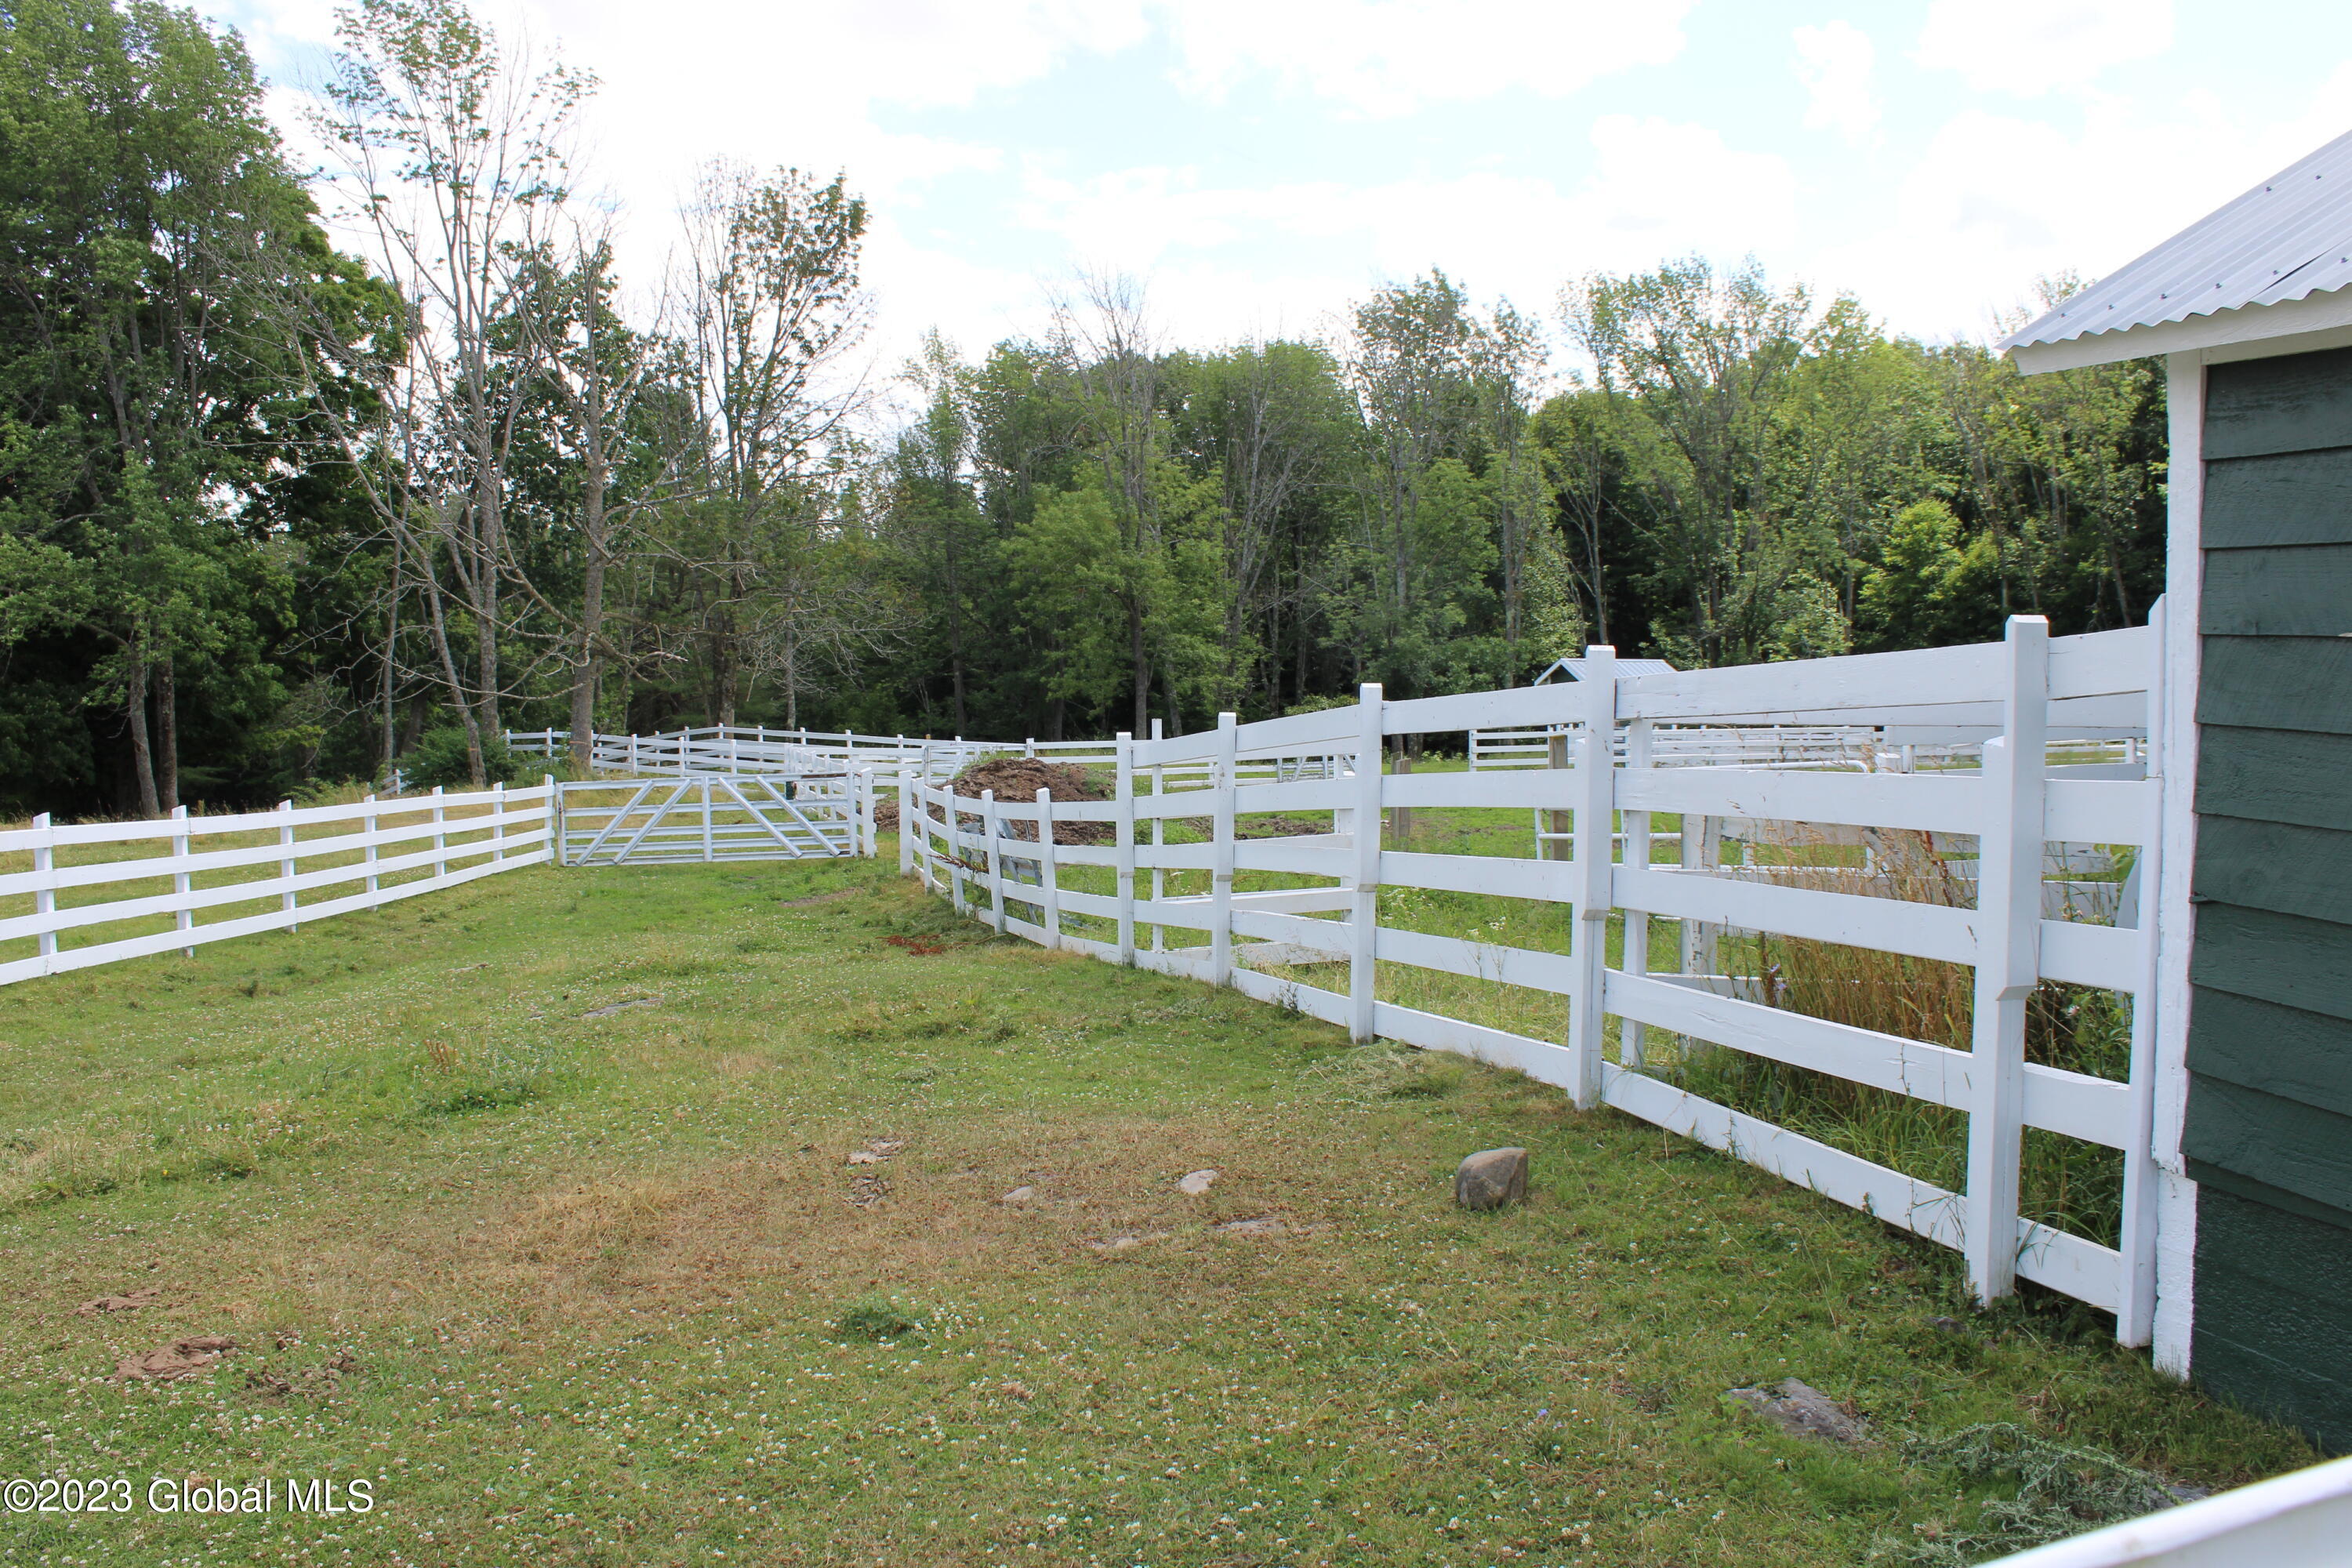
[
  {"xmin": 1000, "ymin": 1186, "xmax": 1036, "ymax": 1204},
  {"xmin": 846, "ymin": 1150, "xmax": 880, "ymax": 1166},
  {"xmin": 1926, "ymin": 1315, "xmax": 1965, "ymax": 1335},
  {"xmin": 1454, "ymin": 1148, "xmax": 1529, "ymax": 1210},
  {"xmin": 1726, "ymin": 1379, "xmax": 1867, "ymax": 1444},
  {"xmin": 1215, "ymin": 1216, "xmax": 1323, "ymax": 1239},
  {"xmin": 1089, "ymin": 1231, "xmax": 1171, "ymax": 1255},
  {"xmin": 1178, "ymin": 1169, "xmax": 1218, "ymax": 1196}
]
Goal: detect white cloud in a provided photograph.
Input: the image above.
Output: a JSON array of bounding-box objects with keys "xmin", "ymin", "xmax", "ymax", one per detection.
[
  {"xmin": 1156, "ymin": 0, "xmax": 1693, "ymax": 116},
  {"xmin": 1003, "ymin": 114, "xmax": 1797, "ymax": 334},
  {"xmin": 1915, "ymin": 0, "xmax": 2174, "ymax": 96},
  {"xmin": 1808, "ymin": 66, "xmax": 2352, "ymax": 341},
  {"xmin": 1794, "ymin": 21, "xmax": 1878, "ymax": 144}
]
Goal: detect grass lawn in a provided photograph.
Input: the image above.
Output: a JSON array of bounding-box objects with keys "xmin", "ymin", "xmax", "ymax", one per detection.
[{"xmin": 0, "ymin": 845, "xmax": 2317, "ymax": 1567}]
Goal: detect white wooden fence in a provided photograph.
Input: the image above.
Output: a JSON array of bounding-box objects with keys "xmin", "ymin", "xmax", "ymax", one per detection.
[
  {"xmin": 901, "ymin": 614, "xmax": 2167, "ymax": 1337},
  {"xmin": 0, "ymin": 781, "xmax": 557, "ymax": 986},
  {"xmin": 509, "ymin": 725, "xmax": 980, "ymax": 776},
  {"xmin": 509, "ymin": 724, "xmax": 1346, "ymax": 789}
]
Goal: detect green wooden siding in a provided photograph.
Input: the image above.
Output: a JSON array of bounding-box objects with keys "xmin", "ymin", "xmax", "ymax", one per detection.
[
  {"xmin": 2200, "ymin": 545, "xmax": 2352, "ymax": 634},
  {"xmin": 2190, "ymin": 1189, "xmax": 2352, "ymax": 1453},
  {"xmin": 2187, "ymin": 348, "xmax": 2352, "ymax": 1453},
  {"xmin": 2184, "ymin": 987, "xmax": 2352, "ymax": 1120},
  {"xmin": 2195, "ymin": 725, "xmax": 2352, "ymax": 833},
  {"xmin": 2203, "ymin": 448, "xmax": 2352, "ymax": 547},
  {"xmin": 2197, "ymin": 637, "xmax": 2352, "ymax": 735},
  {"xmin": 2201, "ymin": 346, "xmax": 2352, "ymax": 459}
]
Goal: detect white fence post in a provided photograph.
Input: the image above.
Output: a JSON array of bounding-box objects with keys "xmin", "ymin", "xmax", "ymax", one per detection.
[
  {"xmin": 2118, "ymin": 598, "xmax": 2168, "ymax": 1348},
  {"xmin": 276, "ymin": 801, "xmax": 296, "ymax": 933},
  {"xmin": 1965, "ymin": 615, "xmax": 2049, "ymax": 1305},
  {"xmin": 699, "ymin": 778, "xmax": 713, "ymax": 862},
  {"xmin": 1565, "ymin": 644, "xmax": 1617, "ymax": 1109},
  {"xmin": 1036, "ymin": 787, "xmax": 1062, "ymax": 950},
  {"xmin": 543, "ymin": 775, "xmax": 558, "ymax": 867},
  {"xmin": 947, "ymin": 784, "xmax": 967, "ymax": 913},
  {"xmin": 31, "ymin": 812, "xmax": 56, "ymax": 964},
  {"xmin": 492, "ymin": 782, "xmax": 506, "ymax": 866},
  {"xmin": 982, "ymin": 789, "xmax": 1006, "ymax": 935},
  {"xmin": 170, "ymin": 804, "xmax": 194, "ymax": 956},
  {"xmin": 1115, "ymin": 733, "xmax": 1137, "ymax": 964},
  {"xmin": 1149, "ymin": 718, "xmax": 1166, "ymax": 954},
  {"xmin": 430, "ymin": 786, "xmax": 448, "ymax": 879},
  {"xmin": 1621, "ymin": 716, "xmax": 1653, "ymax": 1069},
  {"xmin": 364, "ymin": 793, "xmax": 381, "ymax": 906},
  {"xmin": 1347, "ymin": 684, "xmax": 1385, "ymax": 1043},
  {"xmin": 897, "ymin": 767, "xmax": 916, "ymax": 875},
  {"xmin": 1211, "ymin": 713, "xmax": 1239, "ymax": 986}
]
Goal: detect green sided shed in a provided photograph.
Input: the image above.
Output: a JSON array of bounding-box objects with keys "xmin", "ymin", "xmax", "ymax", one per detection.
[{"xmin": 2005, "ymin": 129, "xmax": 2352, "ymax": 1450}]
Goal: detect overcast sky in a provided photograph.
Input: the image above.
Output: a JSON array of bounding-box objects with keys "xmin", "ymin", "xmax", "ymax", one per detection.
[{"xmin": 201, "ymin": 0, "xmax": 2352, "ymax": 378}]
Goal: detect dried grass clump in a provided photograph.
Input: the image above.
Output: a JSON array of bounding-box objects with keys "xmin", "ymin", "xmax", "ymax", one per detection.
[
  {"xmin": 1677, "ymin": 820, "xmax": 2129, "ymax": 1245},
  {"xmin": 1868, "ymin": 1422, "xmax": 2184, "ymax": 1566}
]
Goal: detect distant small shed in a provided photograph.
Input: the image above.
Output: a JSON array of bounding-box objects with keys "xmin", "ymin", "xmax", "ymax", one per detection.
[
  {"xmin": 1532, "ymin": 655, "xmax": 1678, "ymax": 684},
  {"xmin": 2005, "ymin": 127, "xmax": 2352, "ymax": 1450}
]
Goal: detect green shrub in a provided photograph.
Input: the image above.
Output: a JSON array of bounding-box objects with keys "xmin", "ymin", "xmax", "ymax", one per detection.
[{"xmin": 399, "ymin": 726, "xmax": 532, "ymax": 790}]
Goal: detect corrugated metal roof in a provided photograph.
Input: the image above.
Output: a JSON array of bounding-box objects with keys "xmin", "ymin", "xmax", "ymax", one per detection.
[
  {"xmin": 2000, "ymin": 127, "xmax": 2352, "ymax": 354},
  {"xmin": 1533, "ymin": 656, "xmax": 1679, "ymax": 684}
]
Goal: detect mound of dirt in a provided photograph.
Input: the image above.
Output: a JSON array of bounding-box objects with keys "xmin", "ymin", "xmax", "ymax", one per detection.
[
  {"xmin": 950, "ymin": 757, "xmax": 1107, "ymax": 801},
  {"xmin": 947, "ymin": 758, "xmax": 1112, "ymax": 844}
]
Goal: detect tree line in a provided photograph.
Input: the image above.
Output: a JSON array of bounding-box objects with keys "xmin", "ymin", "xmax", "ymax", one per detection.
[{"xmin": 0, "ymin": 0, "xmax": 2164, "ymax": 815}]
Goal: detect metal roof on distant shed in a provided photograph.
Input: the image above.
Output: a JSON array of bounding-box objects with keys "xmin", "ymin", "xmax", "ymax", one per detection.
[
  {"xmin": 1533, "ymin": 656, "xmax": 1679, "ymax": 684},
  {"xmin": 2001, "ymin": 127, "xmax": 2352, "ymax": 354}
]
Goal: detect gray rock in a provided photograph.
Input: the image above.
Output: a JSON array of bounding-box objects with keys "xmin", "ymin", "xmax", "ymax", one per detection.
[
  {"xmin": 999, "ymin": 1186, "xmax": 1036, "ymax": 1204},
  {"xmin": 1178, "ymin": 1168, "xmax": 1218, "ymax": 1196},
  {"xmin": 1726, "ymin": 1378, "xmax": 1867, "ymax": 1444},
  {"xmin": 1089, "ymin": 1231, "xmax": 1171, "ymax": 1255},
  {"xmin": 1454, "ymin": 1147, "xmax": 1529, "ymax": 1210},
  {"xmin": 1215, "ymin": 1216, "xmax": 1326, "ymax": 1239}
]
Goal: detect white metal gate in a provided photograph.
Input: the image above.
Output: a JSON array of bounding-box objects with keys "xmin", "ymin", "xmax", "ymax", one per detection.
[{"xmin": 557, "ymin": 775, "xmax": 863, "ymax": 866}]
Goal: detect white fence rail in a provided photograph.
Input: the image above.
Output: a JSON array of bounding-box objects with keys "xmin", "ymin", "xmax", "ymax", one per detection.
[
  {"xmin": 509, "ymin": 724, "xmax": 1348, "ymax": 788},
  {"xmin": 509, "ymin": 725, "xmax": 984, "ymax": 776},
  {"xmin": 901, "ymin": 615, "xmax": 2166, "ymax": 1338},
  {"xmin": 0, "ymin": 782, "xmax": 557, "ymax": 987},
  {"xmin": 1982, "ymin": 1454, "xmax": 2352, "ymax": 1566}
]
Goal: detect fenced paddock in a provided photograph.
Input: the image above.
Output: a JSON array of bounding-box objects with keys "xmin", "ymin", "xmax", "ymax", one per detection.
[
  {"xmin": 903, "ymin": 613, "xmax": 2168, "ymax": 1338},
  {"xmin": 0, "ymin": 782, "xmax": 557, "ymax": 985}
]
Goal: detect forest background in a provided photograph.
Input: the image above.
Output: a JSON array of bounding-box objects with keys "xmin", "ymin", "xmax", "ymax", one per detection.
[{"xmin": 0, "ymin": 0, "xmax": 2165, "ymax": 815}]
